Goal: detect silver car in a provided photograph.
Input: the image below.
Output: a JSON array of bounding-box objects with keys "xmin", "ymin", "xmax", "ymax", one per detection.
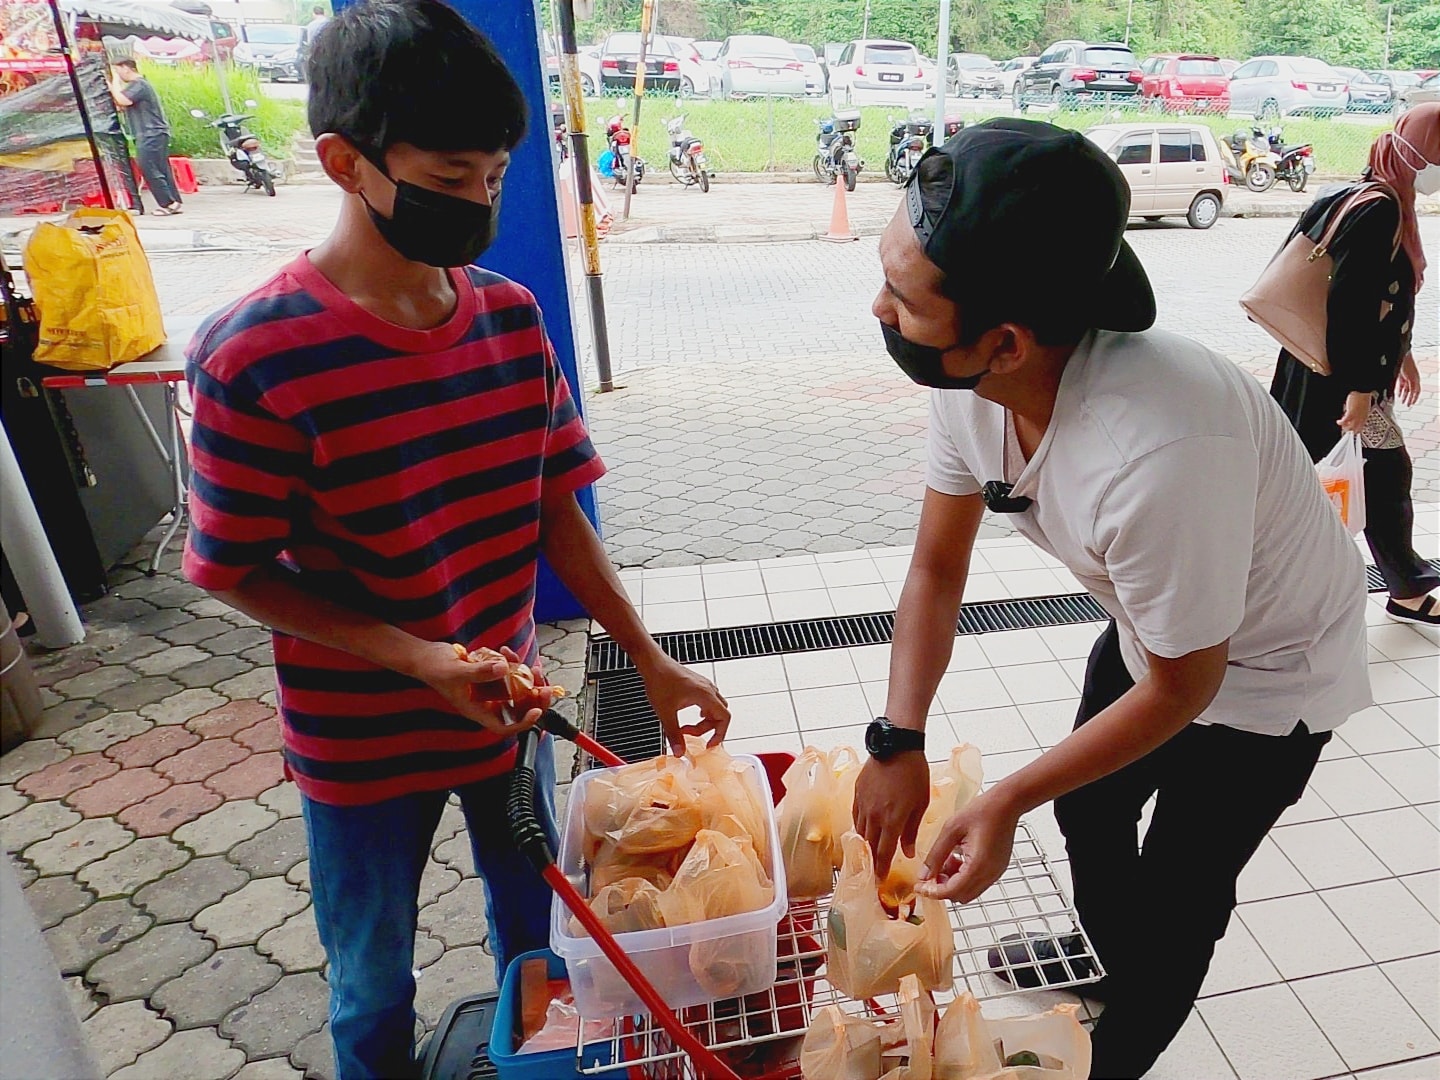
[
  {"xmin": 792, "ymin": 43, "xmax": 827, "ymax": 96},
  {"xmin": 1228, "ymin": 55, "xmax": 1349, "ymax": 119},
  {"xmin": 717, "ymin": 35, "xmax": 808, "ymax": 98},
  {"xmin": 947, "ymin": 52, "xmax": 1002, "ymax": 98}
]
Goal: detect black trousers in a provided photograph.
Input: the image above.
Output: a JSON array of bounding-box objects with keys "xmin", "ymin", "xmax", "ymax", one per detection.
[
  {"xmin": 135, "ymin": 134, "xmax": 181, "ymax": 209},
  {"xmin": 1362, "ymin": 446, "xmax": 1440, "ymax": 601},
  {"xmin": 1055, "ymin": 623, "xmax": 1331, "ymax": 1080}
]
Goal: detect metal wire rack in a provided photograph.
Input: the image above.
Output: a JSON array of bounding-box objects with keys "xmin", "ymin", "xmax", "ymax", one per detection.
[{"xmin": 574, "ymin": 818, "xmax": 1101, "ymax": 1078}]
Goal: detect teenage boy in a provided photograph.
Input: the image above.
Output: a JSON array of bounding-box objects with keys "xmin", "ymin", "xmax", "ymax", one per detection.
[
  {"xmin": 182, "ymin": 3, "xmax": 728, "ymax": 1076},
  {"xmin": 852, "ymin": 120, "xmax": 1370, "ymax": 1078},
  {"xmin": 110, "ymin": 58, "xmax": 183, "ymax": 214}
]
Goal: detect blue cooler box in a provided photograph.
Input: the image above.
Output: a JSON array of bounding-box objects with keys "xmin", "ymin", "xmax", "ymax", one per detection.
[{"xmin": 489, "ymin": 949, "xmax": 614, "ymax": 1080}]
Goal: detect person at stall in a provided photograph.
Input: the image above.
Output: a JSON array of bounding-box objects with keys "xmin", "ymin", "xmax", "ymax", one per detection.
[
  {"xmin": 852, "ymin": 119, "xmax": 1370, "ymax": 1079},
  {"xmin": 109, "ymin": 58, "xmax": 183, "ymax": 215},
  {"xmin": 181, "ymin": 2, "xmax": 728, "ymax": 1077}
]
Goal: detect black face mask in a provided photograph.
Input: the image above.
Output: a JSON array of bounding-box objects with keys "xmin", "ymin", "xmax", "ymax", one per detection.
[
  {"xmin": 362, "ymin": 169, "xmax": 498, "ymax": 268},
  {"xmin": 880, "ymin": 320, "xmax": 987, "ymax": 390}
]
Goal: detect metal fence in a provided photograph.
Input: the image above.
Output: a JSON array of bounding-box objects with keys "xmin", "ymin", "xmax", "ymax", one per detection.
[{"xmin": 557, "ymin": 86, "xmax": 1399, "ymax": 182}]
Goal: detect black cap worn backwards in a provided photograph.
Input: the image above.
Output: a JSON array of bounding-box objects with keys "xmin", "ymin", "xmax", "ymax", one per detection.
[{"xmin": 905, "ymin": 117, "xmax": 1156, "ymax": 334}]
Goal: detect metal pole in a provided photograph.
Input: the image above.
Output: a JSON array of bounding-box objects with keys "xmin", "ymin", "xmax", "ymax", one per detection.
[
  {"xmin": 934, "ymin": 0, "xmax": 951, "ymax": 138},
  {"xmin": 623, "ymin": 0, "xmax": 654, "ymax": 222},
  {"xmin": 556, "ymin": 0, "xmax": 615, "ymax": 393},
  {"xmin": 767, "ymin": 91, "xmax": 775, "ymax": 171},
  {"xmin": 1124, "ymin": 0, "xmax": 1134, "ymax": 46},
  {"xmin": 0, "ymin": 420, "xmax": 85, "ymax": 649},
  {"xmin": 209, "ymin": 25, "xmax": 234, "ymax": 115},
  {"xmin": 47, "ymin": 0, "xmax": 114, "ymax": 209},
  {"xmin": 862, "ymin": 0, "xmax": 870, "ymax": 42},
  {"xmin": 1384, "ymin": 5, "xmax": 1393, "ymax": 69}
]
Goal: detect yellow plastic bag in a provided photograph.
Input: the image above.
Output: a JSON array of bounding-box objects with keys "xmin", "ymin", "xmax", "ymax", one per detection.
[
  {"xmin": 571, "ymin": 877, "xmax": 667, "ymax": 937},
  {"xmin": 935, "ymin": 994, "xmax": 1090, "ymax": 1079},
  {"xmin": 827, "ymin": 833, "xmax": 954, "ymax": 1000},
  {"xmin": 687, "ymin": 736, "xmax": 773, "ymax": 865},
  {"xmin": 933, "ymin": 992, "xmax": 1001, "ymax": 1079},
  {"xmin": 25, "ymin": 208, "xmax": 165, "ymax": 371},
  {"xmin": 830, "ymin": 746, "xmax": 864, "ymax": 864},
  {"xmin": 659, "ymin": 828, "xmax": 774, "ymax": 926},
  {"xmin": 878, "ymin": 974, "xmax": 938, "ymax": 1080},
  {"xmin": 800, "ymin": 1005, "xmax": 883, "ymax": 1080},
  {"xmin": 779, "ymin": 747, "xmax": 842, "ymax": 900},
  {"xmin": 582, "ymin": 756, "xmax": 703, "ymax": 859}
]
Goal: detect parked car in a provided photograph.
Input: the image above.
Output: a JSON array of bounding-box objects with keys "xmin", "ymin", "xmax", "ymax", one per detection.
[
  {"xmin": 669, "ymin": 37, "xmax": 720, "ymax": 97},
  {"xmin": 792, "ymin": 43, "xmax": 827, "ymax": 95},
  {"xmin": 1336, "ymin": 67, "xmax": 1392, "ymax": 113},
  {"xmin": 1086, "ymin": 122, "xmax": 1226, "ymax": 230},
  {"xmin": 1227, "ymin": 56, "xmax": 1349, "ymax": 118},
  {"xmin": 1370, "ymin": 69, "xmax": 1421, "ymax": 104},
  {"xmin": 829, "ymin": 39, "xmax": 929, "ymax": 106},
  {"xmin": 233, "ymin": 23, "xmax": 303, "ymax": 82},
  {"xmin": 695, "ymin": 40, "xmax": 722, "ymax": 62},
  {"xmin": 1138, "ymin": 54, "xmax": 1230, "ymax": 113},
  {"xmin": 598, "ymin": 31, "xmax": 678, "ymax": 94},
  {"xmin": 1017, "ymin": 40, "xmax": 1142, "ymax": 109},
  {"xmin": 997, "ymin": 56, "xmax": 1037, "ymax": 96},
  {"xmin": 947, "ymin": 52, "xmax": 1002, "ymax": 97},
  {"xmin": 544, "ymin": 35, "xmax": 603, "ymax": 96},
  {"xmin": 1399, "ymin": 71, "xmax": 1440, "ymax": 111},
  {"xmin": 716, "ymin": 35, "xmax": 807, "ymax": 98},
  {"xmin": 1218, "ymin": 58, "xmax": 1240, "ymax": 76}
]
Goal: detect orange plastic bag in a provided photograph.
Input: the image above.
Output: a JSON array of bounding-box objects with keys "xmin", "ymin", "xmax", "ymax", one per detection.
[
  {"xmin": 829, "ymin": 746, "xmax": 864, "ymax": 865},
  {"xmin": 880, "ymin": 744, "xmax": 984, "ymax": 910},
  {"xmin": 687, "ymin": 736, "xmax": 773, "ymax": 865},
  {"xmin": 800, "ymin": 1005, "xmax": 883, "ymax": 1080},
  {"xmin": 659, "ymin": 828, "xmax": 774, "ymax": 926},
  {"xmin": 570, "ymin": 876, "xmax": 667, "ymax": 937},
  {"xmin": 880, "ymin": 975, "xmax": 937, "ymax": 1080},
  {"xmin": 779, "ymin": 748, "xmax": 841, "ymax": 900},
  {"xmin": 827, "ymin": 833, "xmax": 954, "ymax": 1000},
  {"xmin": 582, "ymin": 755, "xmax": 703, "ymax": 860},
  {"xmin": 934, "ymin": 993, "xmax": 1090, "ymax": 1079}
]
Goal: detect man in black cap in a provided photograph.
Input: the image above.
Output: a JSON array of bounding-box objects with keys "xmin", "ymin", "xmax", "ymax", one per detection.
[{"xmin": 853, "ymin": 119, "xmax": 1370, "ymax": 1077}]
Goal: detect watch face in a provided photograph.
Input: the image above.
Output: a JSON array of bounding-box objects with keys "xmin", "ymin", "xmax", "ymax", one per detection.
[{"xmin": 865, "ymin": 719, "xmax": 889, "ymax": 758}]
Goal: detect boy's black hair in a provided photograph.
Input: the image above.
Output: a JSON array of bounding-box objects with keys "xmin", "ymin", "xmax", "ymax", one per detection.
[
  {"xmin": 114, "ymin": 58, "xmax": 138, "ymax": 71},
  {"xmin": 307, "ymin": 0, "xmax": 526, "ymax": 158}
]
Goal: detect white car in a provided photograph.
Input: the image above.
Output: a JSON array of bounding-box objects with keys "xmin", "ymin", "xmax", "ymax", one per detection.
[
  {"xmin": 544, "ymin": 36, "xmax": 602, "ymax": 97},
  {"xmin": 1228, "ymin": 55, "xmax": 1349, "ymax": 119},
  {"xmin": 998, "ymin": 56, "xmax": 1037, "ymax": 96},
  {"xmin": 1086, "ymin": 122, "xmax": 1226, "ymax": 230},
  {"xmin": 792, "ymin": 43, "xmax": 827, "ymax": 96},
  {"xmin": 829, "ymin": 39, "xmax": 929, "ymax": 106},
  {"xmin": 716, "ymin": 35, "xmax": 807, "ymax": 98}
]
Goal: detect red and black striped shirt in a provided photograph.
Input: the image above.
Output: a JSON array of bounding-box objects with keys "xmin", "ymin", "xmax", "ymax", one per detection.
[{"xmin": 183, "ymin": 254, "xmax": 605, "ymax": 805}]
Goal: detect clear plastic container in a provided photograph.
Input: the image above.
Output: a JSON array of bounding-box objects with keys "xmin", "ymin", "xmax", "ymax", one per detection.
[{"xmin": 550, "ymin": 754, "xmax": 788, "ymax": 1019}]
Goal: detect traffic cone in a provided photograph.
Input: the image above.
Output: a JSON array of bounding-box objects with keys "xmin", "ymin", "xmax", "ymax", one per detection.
[{"xmin": 819, "ymin": 175, "xmax": 858, "ymax": 243}]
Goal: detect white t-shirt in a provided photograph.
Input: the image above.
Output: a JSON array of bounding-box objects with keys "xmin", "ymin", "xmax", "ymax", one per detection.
[{"xmin": 927, "ymin": 329, "xmax": 1371, "ymax": 736}]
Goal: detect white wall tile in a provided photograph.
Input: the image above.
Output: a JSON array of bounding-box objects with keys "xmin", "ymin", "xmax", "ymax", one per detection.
[
  {"xmin": 1197, "ymin": 983, "xmax": 1347, "ymax": 1080},
  {"xmin": 782, "ymin": 649, "xmax": 857, "ymax": 690},
  {"xmin": 1272, "ymin": 818, "xmax": 1391, "ymax": 890},
  {"xmin": 1144, "ymin": 1009, "xmax": 1239, "ymax": 1080},
  {"xmin": 828, "ymin": 584, "xmax": 894, "ymax": 615},
  {"xmin": 1382, "ymin": 700, "xmax": 1439, "ymax": 747},
  {"xmin": 1291, "ymin": 966, "xmax": 1440, "ymax": 1071},
  {"xmin": 705, "ymin": 595, "xmax": 773, "ymax": 628},
  {"xmin": 795, "ymin": 724, "xmax": 868, "ymax": 756},
  {"xmin": 961, "ymin": 574, "xmax": 1010, "ymax": 601},
  {"xmin": 768, "ymin": 589, "xmax": 835, "ymax": 621},
  {"xmin": 996, "ymin": 661, "xmax": 1081, "ymax": 705},
  {"xmin": 724, "ymin": 692, "xmax": 799, "ymax": 739},
  {"xmin": 1238, "ymin": 893, "xmax": 1370, "ymax": 980},
  {"xmin": 1320, "ymin": 878, "xmax": 1440, "ymax": 964},
  {"xmin": 998, "ymin": 569, "xmax": 1070, "ymax": 598},
  {"xmin": 982, "ymin": 545, "xmax": 1049, "ymax": 572},
  {"xmin": 1019, "ymin": 700, "xmax": 1081, "ymax": 749},
  {"xmin": 761, "ymin": 564, "xmax": 826, "ymax": 593},
  {"xmin": 1037, "ymin": 622, "xmax": 1107, "ymax": 661},
  {"xmin": 1369, "ymin": 624, "xmax": 1440, "ymax": 662},
  {"xmin": 946, "ymin": 706, "xmax": 1038, "ymax": 755},
  {"xmin": 1369, "ymin": 662, "xmax": 1433, "ymax": 704},
  {"xmin": 1348, "ymin": 808, "xmax": 1440, "ymax": 877},
  {"xmin": 936, "ymin": 668, "xmax": 1013, "ymax": 713},
  {"xmin": 643, "ymin": 574, "xmax": 705, "ymax": 604},
  {"xmin": 1200, "ymin": 918, "xmax": 1282, "ymax": 998},
  {"xmin": 818, "ymin": 559, "xmax": 882, "ymax": 588},
  {"xmin": 1279, "ymin": 785, "xmax": 1339, "ymax": 826},
  {"xmin": 848, "ymin": 644, "xmax": 892, "ymax": 682},
  {"xmin": 1308, "ymin": 757, "xmax": 1408, "ymax": 817},
  {"xmin": 793, "ymin": 684, "xmax": 873, "ymax": 730},
  {"xmin": 1381, "ymin": 955, "xmax": 1440, "ymax": 1042},
  {"xmin": 642, "ymin": 600, "xmax": 708, "ymax": 633},
  {"xmin": 1401, "ymin": 871, "xmax": 1439, "ymax": 919},
  {"xmin": 701, "ymin": 569, "xmax": 765, "ymax": 599},
  {"xmin": 1236, "ymin": 837, "xmax": 1312, "ymax": 904},
  {"xmin": 711, "ymin": 655, "xmax": 789, "ymax": 697},
  {"xmin": 945, "ymin": 637, "xmax": 992, "ymax": 672},
  {"xmin": 977, "ymin": 629, "xmax": 1055, "ymax": 668},
  {"xmin": 1338, "ymin": 707, "xmax": 1426, "ymax": 755},
  {"xmin": 1367, "ymin": 748, "xmax": 1440, "ymax": 805},
  {"xmin": 1353, "ymin": 1054, "xmax": 1440, "ymax": 1078},
  {"xmin": 1398, "ymin": 657, "xmax": 1438, "ymax": 695}
]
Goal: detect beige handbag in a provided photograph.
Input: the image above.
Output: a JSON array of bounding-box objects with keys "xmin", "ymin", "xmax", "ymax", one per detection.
[{"xmin": 1240, "ymin": 182, "xmax": 1402, "ymax": 376}]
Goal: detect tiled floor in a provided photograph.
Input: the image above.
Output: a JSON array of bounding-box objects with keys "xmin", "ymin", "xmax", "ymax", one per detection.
[{"xmin": 613, "ymin": 507, "xmax": 1440, "ymax": 1080}]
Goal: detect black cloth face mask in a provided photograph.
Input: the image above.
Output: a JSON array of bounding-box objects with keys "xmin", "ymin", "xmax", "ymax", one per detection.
[
  {"xmin": 880, "ymin": 320, "xmax": 987, "ymax": 390},
  {"xmin": 361, "ymin": 166, "xmax": 498, "ymax": 268}
]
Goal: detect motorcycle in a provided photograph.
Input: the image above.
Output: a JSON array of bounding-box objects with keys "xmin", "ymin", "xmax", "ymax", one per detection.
[
  {"xmin": 552, "ymin": 101, "xmax": 568, "ymax": 164},
  {"xmin": 603, "ymin": 115, "xmax": 644, "ymax": 189},
  {"xmin": 1225, "ymin": 127, "xmax": 1280, "ymax": 192},
  {"xmin": 189, "ymin": 100, "xmax": 279, "ymax": 196},
  {"xmin": 665, "ymin": 115, "xmax": 711, "ymax": 193},
  {"xmin": 1266, "ymin": 128, "xmax": 1315, "ymax": 193},
  {"xmin": 885, "ymin": 112, "xmax": 932, "ymax": 186},
  {"xmin": 813, "ymin": 109, "xmax": 862, "ymax": 191}
]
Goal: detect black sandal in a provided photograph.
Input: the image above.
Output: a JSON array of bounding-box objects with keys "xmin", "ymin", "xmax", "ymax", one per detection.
[
  {"xmin": 1387, "ymin": 595, "xmax": 1440, "ymax": 625},
  {"xmin": 986, "ymin": 931, "xmax": 1098, "ymax": 989}
]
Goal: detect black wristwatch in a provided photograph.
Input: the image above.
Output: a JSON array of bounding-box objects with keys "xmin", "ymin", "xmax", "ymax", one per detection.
[{"xmin": 865, "ymin": 717, "xmax": 925, "ymax": 761}]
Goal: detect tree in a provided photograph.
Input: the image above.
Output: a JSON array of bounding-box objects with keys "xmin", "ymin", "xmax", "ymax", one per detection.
[
  {"xmin": 1246, "ymin": 0, "xmax": 1385, "ymax": 66},
  {"xmin": 1385, "ymin": 0, "xmax": 1440, "ymax": 68}
]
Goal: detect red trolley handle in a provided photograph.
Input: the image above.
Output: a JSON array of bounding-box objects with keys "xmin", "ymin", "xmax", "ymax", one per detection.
[{"xmin": 508, "ymin": 728, "xmax": 743, "ymax": 1080}]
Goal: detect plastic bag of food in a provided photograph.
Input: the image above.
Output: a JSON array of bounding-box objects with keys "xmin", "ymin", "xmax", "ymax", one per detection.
[
  {"xmin": 516, "ymin": 994, "xmax": 612, "ymax": 1055},
  {"xmin": 978, "ymin": 1003, "xmax": 1091, "ymax": 1079},
  {"xmin": 687, "ymin": 736, "xmax": 772, "ymax": 864},
  {"xmin": 880, "ymin": 745, "xmax": 983, "ymax": 910},
  {"xmin": 660, "ymin": 829, "xmax": 774, "ymax": 926},
  {"xmin": 570, "ymin": 877, "xmax": 667, "ymax": 937},
  {"xmin": 801, "ymin": 1004, "xmax": 884, "ymax": 1080},
  {"xmin": 688, "ymin": 924, "xmax": 776, "ymax": 998},
  {"xmin": 829, "ymin": 746, "xmax": 864, "ymax": 865},
  {"xmin": 933, "ymin": 992, "xmax": 1002, "ymax": 1079},
  {"xmin": 879, "ymin": 974, "xmax": 938, "ymax": 1080},
  {"xmin": 588, "ymin": 842, "xmax": 679, "ymax": 893},
  {"xmin": 583, "ymin": 756, "xmax": 704, "ymax": 860},
  {"xmin": 779, "ymin": 748, "xmax": 842, "ymax": 900},
  {"xmin": 827, "ymin": 833, "xmax": 954, "ymax": 1000},
  {"xmin": 452, "ymin": 644, "xmax": 567, "ymax": 709}
]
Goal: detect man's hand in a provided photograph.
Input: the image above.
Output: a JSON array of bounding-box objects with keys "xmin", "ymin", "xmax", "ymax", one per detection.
[
  {"xmin": 914, "ymin": 789, "xmax": 1019, "ymax": 904},
  {"xmin": 853, "ymin": 752, "xmax": 930, "ymax": 880},
  {"xmin": 407, "ymin": 641, "xmax": 550, "ymax": 736},
  {"xmin": 639, "ymin": 655, "xmax": 729, "ymax": 756},
  {"xmin": 1338, "ymin": 390, "xmax": 1371, "ymax": 434},
  {"xmin": 1397, "ymin": 353, "xmax": 1421, "ymax": 408}
]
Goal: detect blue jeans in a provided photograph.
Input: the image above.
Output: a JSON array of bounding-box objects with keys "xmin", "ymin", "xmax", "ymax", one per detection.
[{"xmin": 301, "ymin": 736, "xmax": 558, "ymax": 1080}]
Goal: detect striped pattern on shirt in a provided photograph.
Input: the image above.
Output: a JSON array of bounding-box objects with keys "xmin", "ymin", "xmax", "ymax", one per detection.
[{"xmin": 182, "ymin": 254, "xmax": 605, "ymax": 805}]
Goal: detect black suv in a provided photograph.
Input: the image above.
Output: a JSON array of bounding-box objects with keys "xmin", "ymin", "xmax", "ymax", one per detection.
[{"xmin": 1016, "ymin": 40, "xmax": 1142, "ymax": 109}]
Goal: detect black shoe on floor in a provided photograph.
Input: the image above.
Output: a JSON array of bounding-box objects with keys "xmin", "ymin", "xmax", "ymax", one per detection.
[
  {"xmin": 986, "ymin": 931, "xmax": 1098, "ymax": 989},
  {"xmin": 1387, "ymin": 596, "xmax": 1440, "ymax": 626}
]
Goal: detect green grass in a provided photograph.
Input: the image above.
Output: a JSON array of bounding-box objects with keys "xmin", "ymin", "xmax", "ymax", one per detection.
[
  {"xmin": 144, "ymin": 65, "xmax": 308, "ymax": 161},
  {"xmin": 567, "ymin": 94, "xmax": 1390, "ymax": 180}
]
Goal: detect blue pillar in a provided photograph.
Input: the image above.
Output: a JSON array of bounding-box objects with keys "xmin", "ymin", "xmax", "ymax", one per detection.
[{"xmin": 334, "ymin": 0, "xmax": 601, "ymax": 623}]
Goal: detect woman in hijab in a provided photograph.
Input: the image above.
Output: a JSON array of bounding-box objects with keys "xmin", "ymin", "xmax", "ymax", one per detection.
[{"xmin": 1271, "ymin": 103, "xmax": 1439, "ymax": 625}]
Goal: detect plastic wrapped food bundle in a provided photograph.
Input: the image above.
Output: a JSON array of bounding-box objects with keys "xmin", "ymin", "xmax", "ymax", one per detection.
[
  {"xmin": 879, "ymin": 745, "xmax": 984, "ymax": 911},
  {"xmin": 450, "ymin": 644, "xmax": 566, "ymax": 709},
  {"xmin": 658, "ymin": 829, "xmax": 774, "ymax": 926},
  {"xmin": 688, "ymin": 736, "xmax": 774, "ymax": 864},
  {"xmin": 569, "ymin": 877, "xmax": 667, "ymax": 936},
  {"xmin": 778, "ymin": 748, "xmax": 843, "ymax": 900},
  {"xmin": 827, "ymin": 833, "xmax": 955, "ymax": 1000},
  {"xmin": 800, "ymin": 1005, "xmax": 883, "ymax": 1080},
  {"xmin": 829, "ymin": 746, "xmax": 864, "ymax": 865}
]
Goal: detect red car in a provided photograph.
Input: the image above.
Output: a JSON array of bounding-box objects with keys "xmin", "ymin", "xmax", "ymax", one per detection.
[{"xmin": 1139, "ymin": 53, "xmax": 1230, "ymax": 113}]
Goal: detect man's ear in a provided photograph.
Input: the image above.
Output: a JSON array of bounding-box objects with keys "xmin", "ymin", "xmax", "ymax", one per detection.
[
  {"xmin": 316, "ymin": 133, "xmax": 365, "ymax": 193},
  {"xmin": 979, "ymin": 322, "xmax": 1036, "ymax": 377}
]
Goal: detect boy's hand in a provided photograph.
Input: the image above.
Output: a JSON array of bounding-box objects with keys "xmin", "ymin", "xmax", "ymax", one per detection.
[
  {"xmin": 638, "ymin": 655, "xmax": 730, "ymax": 756},
  {"xmin": 854, "ymin": 752, "xmax": 930, "ymax": 880},
  {"xmin": 408, "ymin": 641, "xmax": 549, "ymax": 735},
  {"xmin": 914, "ymin": 789, "xmax": 1019, "ymax": 904}
]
